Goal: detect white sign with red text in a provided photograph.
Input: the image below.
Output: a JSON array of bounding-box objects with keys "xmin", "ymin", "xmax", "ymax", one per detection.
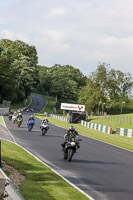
[{"xmin": 61, "ymin": 103, "xmax": 85, "ymax": 112}]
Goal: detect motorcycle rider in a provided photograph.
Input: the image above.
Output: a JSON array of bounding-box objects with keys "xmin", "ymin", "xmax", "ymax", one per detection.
[
  {"xmin": 61, "ymin": 126, "xmax": 80, "ymax": 149},
  {"xmin": 8, "ymin": 109, "xmax": 13, "ymax": 120},
  {"xmin": 40, "ymin": 117, "xmax": 49, "ymax": 130},
  {"xmin": 13, "ymin": 111, "xmax": 17, "ymax": 116},
  {"xmin": 16, "ymin": 112, "xmax": 23, "ymax": 127},
  {"xmin": 12, "ymin": 111, "xmax": 17, "ymax": 123},
  {"xmin": 28, "ymin": 115, "xmax": 35, "ymax": 123},
  {"xmin": 16, "ymin": 112, "xmax": 23, "ymax": 121},
  {"xmin": 31, "ymin": 108, "xmax": 34, "ymax": 113},
  {"xmin": 44, "ymin": 117, "xmax": 49, "ymax": 123},
  {"xmin": 27, "ymin": 115, "xmax": 35, "ymax": 129}
]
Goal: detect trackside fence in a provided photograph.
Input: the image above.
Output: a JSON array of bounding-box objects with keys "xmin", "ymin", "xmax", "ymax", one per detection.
[
  {"xmin": 81, "ymin": 120, "xmax": 112, "ymax": 134},
  {"xmin": 116, "ymin": 128, "xmax": 133, "ymax": 138},
  {"xmin": 50, "ymin": 114, "xmax": 68, "ymax": 122}
]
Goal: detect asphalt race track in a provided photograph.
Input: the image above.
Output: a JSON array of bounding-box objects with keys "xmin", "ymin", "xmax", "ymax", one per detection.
[{"xmin": 3, "ymin": 94, "xmax": 133, "ymax": 200}]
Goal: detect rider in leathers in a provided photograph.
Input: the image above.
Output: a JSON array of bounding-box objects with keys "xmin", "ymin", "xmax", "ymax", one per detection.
[{"xmin": 61, "ymin": 126, "xmax": 80, "ymax": 150}]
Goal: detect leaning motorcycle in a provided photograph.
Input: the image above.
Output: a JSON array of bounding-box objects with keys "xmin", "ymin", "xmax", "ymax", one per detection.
[
  {"xmin": 8, "ymin": 113, "xmax": 12, "ymax": 121},
  {"xmin": 12, "ymin": 115, "xmax": 17, "ymax": 123},
  {"xmin": 63, "ymin": 134, "xmax": 81, "ymax": 162},
  {"xmin": 40, "ymin": 123, "xmax": 49, "ymax": 136},
  {"xmin": 17, "ymin": 118, "xmax": 22, "ymax": 127},
  {"xmin": 28, "ymin": 120, "xmax": 35, "ymax": 131}
]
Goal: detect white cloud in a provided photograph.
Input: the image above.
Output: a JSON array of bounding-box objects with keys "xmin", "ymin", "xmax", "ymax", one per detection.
[
  {"xmin": 0, "ymin": 30, "xmax": 14, "ymax": 40},
  {"xmin": 48, "ymin": 8, "xmax": 65, "ymax": 18},
  {"xmin": 0, "ymin": 0, "xmax": 133, "ymax": 77}
]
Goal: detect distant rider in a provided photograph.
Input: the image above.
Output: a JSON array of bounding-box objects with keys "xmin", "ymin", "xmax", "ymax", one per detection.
[{"xmin": 12, "ymin": 111, "xmax": 17, "ymax": 123}]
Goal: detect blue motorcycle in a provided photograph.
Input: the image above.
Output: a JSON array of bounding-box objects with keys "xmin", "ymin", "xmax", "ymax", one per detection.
[{"xmin": 28, "ymin": 120, "xmax": 35, "ymax": 131}]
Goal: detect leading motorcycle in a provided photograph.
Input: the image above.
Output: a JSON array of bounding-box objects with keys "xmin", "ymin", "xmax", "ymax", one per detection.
[{"xmin": 63, "ymin": 134, "xmax": 81, "ymax": 162}]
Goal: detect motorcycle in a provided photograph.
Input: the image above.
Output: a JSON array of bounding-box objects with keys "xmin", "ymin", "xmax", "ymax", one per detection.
[
  {"xmin": 28, "ymin": 120, "xmax": 35, "ymax": 131},
  {"xmin": 8, "ymin": 113, "xmax": 12, "ymax": 121},
  {"xmin": 63, "ymin": 134, "xmax": 81, "ymax": 162},
  {"xmin": 31, "ymin": 108, "xmax": 34, "ymax": 113},
  {"xmin": 12, "ymin": 115, "xmax": 17, "ymax": 123},
  {"xmin": 17, "ymin": 118, "xmax": 22, "ymax": 127},
  {"xmin": 40, "ymin": 123, "xmax": 49, "ymax": 136}
]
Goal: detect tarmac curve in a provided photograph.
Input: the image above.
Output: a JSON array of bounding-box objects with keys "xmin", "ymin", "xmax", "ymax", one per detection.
[{"xmin": 3, "ymin": 94, "xmax": 133, "ymax": 200}]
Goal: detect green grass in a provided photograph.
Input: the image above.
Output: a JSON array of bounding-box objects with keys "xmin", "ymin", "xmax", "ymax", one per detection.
[
  {"xmin": 87, "ymin": 114, "xmax": 133, "ymax": 132},
  {"xmin": 10, "ymin": 96, "xmax": 31, "ymax": 111},
  {"xmin": 0, "ymin": 116, "xmax": 5, "ymax": 126},
  {"xmin": 2, "ymin": 140, "xmax": 89, "ymax": 200}
]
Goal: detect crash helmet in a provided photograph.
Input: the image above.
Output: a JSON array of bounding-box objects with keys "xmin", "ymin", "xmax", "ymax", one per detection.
[
  {"xmin": 14, "ymin": 112, "xmax": 17, "ymax": 115},
  {"xmin": 69, "ymin": 126, "xmax": 75, "ymax": 132},
  {"xmin": 31, "ymin": 115, "xmax": 33, "ymax": 118},
  {"xmin": 45, "ymin": 117, "xmax": 48, "ymax": 120},
  {"xmin": 19, "ymin": 113, "xmax": 21, "ymax": 116}
]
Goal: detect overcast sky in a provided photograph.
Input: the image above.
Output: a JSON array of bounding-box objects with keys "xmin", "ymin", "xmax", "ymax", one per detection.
[{"xmin": 0, "ymin": 0, "xmax": 133, "ymax": 77}]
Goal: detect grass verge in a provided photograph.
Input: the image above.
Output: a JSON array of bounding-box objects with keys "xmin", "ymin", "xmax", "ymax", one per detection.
[
  {"xmin": 87, "ymin": 114, "xmax": 133, "ymax": 132},
  {"xmin": 10, "ymin": 96, "xmax": 31, "ymax": 111},
  {"xmin": 0, "ymin": 116, "xmax": 5, "ymax": 126},
  {"xmin": 2, "ymin": 140, "xmax": 89, "ymax": 200}
]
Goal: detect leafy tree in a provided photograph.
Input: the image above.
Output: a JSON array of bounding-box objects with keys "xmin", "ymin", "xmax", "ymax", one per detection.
[
  {"xmin": 78, "ymin": 63, "xmax": 133, "ymax": 114},
  {"xmin": 11, "ymin": 55, "xmax": 39, "ymax": 100},
  {"xmin": 36, "ymin": 64, "xmax": 87, "ymax": 103},
  {"xmin": 0, "ymin": 39, "xmax": 39, "ymax": 102},
  {"xmin": 108, "ymin": 69, "xmax": 133, "ymax": 102},
  {"xmin": 0, "ymin": 55, "xmax": 16, "ymax": 101}
]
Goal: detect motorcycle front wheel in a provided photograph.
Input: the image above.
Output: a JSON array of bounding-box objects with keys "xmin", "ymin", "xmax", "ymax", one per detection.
[
  {"xmin": 28, "ymin": 125, "xmax": 32, "ymax": 131},
  {"xmin": 67, "ymin": 149, "xmax": 74, "ymax": 162},
  {"xmin": 42, "ymin": 128, "xmax": 46, "ymax": 136}
]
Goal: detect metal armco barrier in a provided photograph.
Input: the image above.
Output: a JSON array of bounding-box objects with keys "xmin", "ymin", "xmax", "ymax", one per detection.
[
  {"xmin": 81, "ymin": 120, "xmax": 112, "ymax": 134},
  {"xmin": 116, "ymin": 128, "xmax": 133, "ymax": 138}
]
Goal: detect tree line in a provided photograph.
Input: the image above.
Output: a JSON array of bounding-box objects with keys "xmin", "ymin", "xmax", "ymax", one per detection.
[
  {"xmin": 0, "ymin": 39, "xmax": 133, "ymax": 114},
  {"xmin": 0, "ymin": 39, "xmax": 39, "ymax": 103}
]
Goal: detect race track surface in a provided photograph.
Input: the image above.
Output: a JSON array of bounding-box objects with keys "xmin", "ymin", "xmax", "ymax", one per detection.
[{"xmin": 3, "ymin": 94, "xmax": 133, "ymax": 200}]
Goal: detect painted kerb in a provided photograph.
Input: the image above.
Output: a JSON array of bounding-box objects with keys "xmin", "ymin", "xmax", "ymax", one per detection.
[{"xmin": 81, "ymin": 120, "xmax": 112, "ymax": 134}]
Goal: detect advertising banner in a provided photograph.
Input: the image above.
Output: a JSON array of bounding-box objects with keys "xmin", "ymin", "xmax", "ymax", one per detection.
[{"xmin": 61, "ymin": 103, "xmax": 85, "ymax": 112}]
